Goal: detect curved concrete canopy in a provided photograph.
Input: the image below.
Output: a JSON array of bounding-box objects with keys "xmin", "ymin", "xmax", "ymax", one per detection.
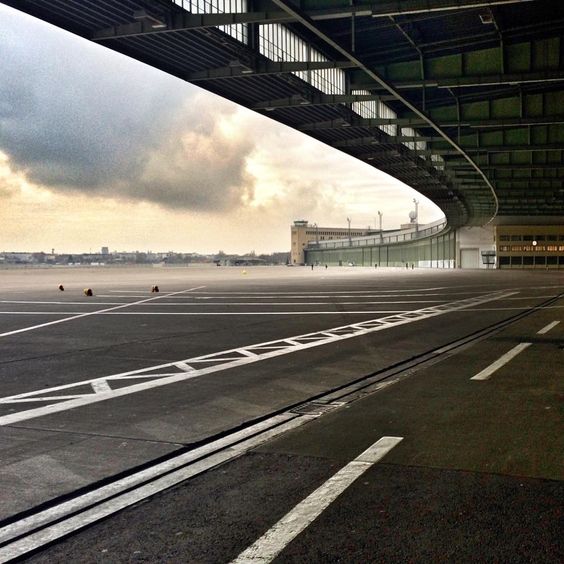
[{"xmin": 6, "ymin": 0, "xmax": 563, "ymax": 227}]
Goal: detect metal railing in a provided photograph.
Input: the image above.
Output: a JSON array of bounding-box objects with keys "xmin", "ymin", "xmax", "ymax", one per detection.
[{"xmin": 306, "ymin": 219, "xmax": 447, "ymax": 250}]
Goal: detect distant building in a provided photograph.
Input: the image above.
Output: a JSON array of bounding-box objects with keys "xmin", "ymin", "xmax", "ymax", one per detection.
[
  {"xmin": 290, "ymin": 220, "xmax": 370, "ymax": 265},
  {"xmin": 101, "ymin": 247, "xmax": 109, "ymax": 255}
]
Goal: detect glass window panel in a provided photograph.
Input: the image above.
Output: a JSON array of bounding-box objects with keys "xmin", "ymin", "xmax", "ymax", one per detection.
[{"xmin": 259, "ymin": 24, "xmax": 345, "ymax": 94}]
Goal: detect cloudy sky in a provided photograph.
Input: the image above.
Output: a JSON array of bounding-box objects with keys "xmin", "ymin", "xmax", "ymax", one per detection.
[{"xmin": 1, "ymin": 5, "xmax": 443, "ymax": 254}]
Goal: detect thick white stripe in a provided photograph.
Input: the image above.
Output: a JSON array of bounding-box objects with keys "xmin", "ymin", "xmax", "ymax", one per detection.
[
  {"xmin": 470, "ymin": 343, "xmax": 532, "ymax": 381},
  {"xmin": 231, "ymin": 437, "xmax": 403, "ymax": 564},
  {"xmin": 0, "ymin": 286, "xmax": 205, "ymax": 338},
  {"xmin": 0, "ymin": 415, "xmax": 307, "ymax": 560},
  {"xmin": 91, "ymin": 380, "xmax": 112, "ymax": 393},
  {"xmin": 0, "ymin": 291, "xmax": 514, "ymax": 426},
  {"xmin": 537, "ymin": 320, "xmax": 560, "ymax": 335}
]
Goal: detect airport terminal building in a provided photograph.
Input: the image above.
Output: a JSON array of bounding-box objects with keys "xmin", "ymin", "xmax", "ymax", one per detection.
[{"xmin": 293, "ymin": 220, "xmax": 564, "ymax": 269}]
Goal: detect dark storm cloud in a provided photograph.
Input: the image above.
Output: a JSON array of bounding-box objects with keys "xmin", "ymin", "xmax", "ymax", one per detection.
[{"xmin": 0, "ymin": 7, "xmax": 255, "ymax": 211}]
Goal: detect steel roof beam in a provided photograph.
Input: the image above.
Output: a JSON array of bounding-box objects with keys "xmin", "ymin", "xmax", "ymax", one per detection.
[
  {"xmin": 252, "ymin": 93, "xmax": 392, "ymax": 110},
  {"xmin": 351, "ymin": 71, "xmax": 564, "ymax": 90},
  {"xmin": 356, "ymin": 19, "xmax": 564, "ymax": 64},
  {"xmin": 446, "ymin": 143, "xmax": 564, "ymax": 153},
  {"xmin": 319, "ymin": 0, "xmax": 533, "ymax": 19},
  {"xmin": 481, "ymin": 164, "xmax": 564, "ymax": 170},
  {"xmin": 332, "ymin": 135, "xmax": 441, "ymax": 147},
  {"xmin": 93, "ymin": 12, "xmax": 293, "ymax": 41},
  {"xmin": 187, "ymin": 60, "xmax": 356, "ymax": 81},
  {"xmin": 299, "ymin": 116, "xmax": 564, "ymax": 130},
  {"xmin": 299, "ymin": 117, "xmax": 428, "ymax": 129},
  {"xmin": 270, "ymin": 0, "xmax": 499, "ymax": 227},
  {"xmin": 92, "ymin": 0, "xmax": 535, "ymax": 41}
]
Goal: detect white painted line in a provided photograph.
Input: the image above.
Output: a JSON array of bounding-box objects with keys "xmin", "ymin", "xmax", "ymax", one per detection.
[
  {"xmin": 470, "ymin": 343, "xmax": 532, "ymax": 381},
  {"xmin": 91, "ymin": 380, "xmax": 112, "ymax": 393},
  {"xmin": 168, "ymin": 288, "xmax": 449, "ymax": 295},
  {"xmin": 0, "ymin": 286, "xmax": 205, "ymax": 338},
  {"xmin": 0, "ymin": 301, "xmax": 124, "ymax": 306},
  {"xmin": 537, "ymin": 320, "xmax": 560, "ymax": 335},
  {"xmin": 506, "ymin": 296, "xmax": 561, "ymax": 300},
  {"xmin": 231, "ymin": 436, "xmax": 403, "ymax": 564},
  {"xmin": 0, "ymin": 414, "xmax": 307, "ymax": 560},
  {"xmin": 0, "ymin": 291, "xmax": 516, "ymax": 426},
  {"xmin": 0, "ymin": 310, "xmax": 413, "ymax": 316},
  {"xmin": 174, "ymin": 362, "xmax": 195, "ymax": 372},
  {"xmin": 0, "ymin": 299, "xmax": 445, "ymax": 306},
  {"xmin": 460, "ymin": 306, "xmax": 564, "ymax": 312}
]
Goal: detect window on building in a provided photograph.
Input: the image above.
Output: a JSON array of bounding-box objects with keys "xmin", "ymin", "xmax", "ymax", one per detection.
[
  {"xmin": 351, "ymin": 90, "xmax": 398, "ymax": 136},
  {"xmin": 173, "ymin": 0, "xmax": 247, "ymax": 43},
  {"xmin": 534, "ymin": 255, "xmax": 547, "ymax": 265},
  {"xmin": 259, "ymin": 24, "xmax": 345, "ymax": 95}
]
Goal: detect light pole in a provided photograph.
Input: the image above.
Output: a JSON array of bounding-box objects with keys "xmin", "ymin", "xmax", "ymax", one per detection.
[
  {"xmin": 413, "ymin": 199, "xmax": 419, "ymax": 231},
  {"xmin": 347, "ymin": 217, "xmax": 351, "ymax": 246},
  {"xmin": 314, "ymin": 223, "xmax": 319, "ymax": 245},
  {"xmin": 378, "ymin": 211, "xmax": 383, "ymax": 242}
]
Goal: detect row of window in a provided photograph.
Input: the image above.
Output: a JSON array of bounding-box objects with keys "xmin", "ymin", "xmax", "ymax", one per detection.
[
  {"xmin": 173, "ymin": 0, "xmax": 247, "ymax": 42},
  {"xmin": 305, "ymin": 231, "xmax": 363, "ymax": 236},
  {"xmin": 259, "ymin": 24, "xmax": 345, "ymax": 95},
  {"xmin": 498, "ymin": 245, "xmax": 564, "ymax": 252},
  {"xmin": 499, "ymin": 256, "xmax": 564, "ymax": 266},
  {"xmin": 498, "ymin": 234, "xmax": 564, "ymax": 242},
  {"xmin": 351, "ymin": 89, "xmax": 397, "ymax": 137},
  {"xmin": 176, "ymin": 0, "xmax": 445, "ymax": 173}
]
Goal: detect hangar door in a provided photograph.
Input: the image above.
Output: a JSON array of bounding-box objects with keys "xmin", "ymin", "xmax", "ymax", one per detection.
[{"xmin": 460, "ymin": 248, "xmax": 480, "ymax": 269}]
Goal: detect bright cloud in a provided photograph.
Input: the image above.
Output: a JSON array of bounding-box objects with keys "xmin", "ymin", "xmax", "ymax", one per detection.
[{"xmin": 0, "ymin": 5, "xmax": 443, "ymax": 254}]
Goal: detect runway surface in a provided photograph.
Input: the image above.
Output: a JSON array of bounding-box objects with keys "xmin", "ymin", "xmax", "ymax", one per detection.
[{"xmin": 0, "ymin": 266, "xmax": 561, "ymax": 562}]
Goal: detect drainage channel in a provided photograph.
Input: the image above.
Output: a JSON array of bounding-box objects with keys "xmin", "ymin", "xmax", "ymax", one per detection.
[{"xmin": 0, "ymin": 292, "xmax": 561, "ymax": 562}]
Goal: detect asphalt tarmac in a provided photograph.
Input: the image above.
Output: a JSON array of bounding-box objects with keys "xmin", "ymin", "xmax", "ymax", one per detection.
[{"xmin": 0, "ymin": 265, "xmax": 561, "ymax": 562}]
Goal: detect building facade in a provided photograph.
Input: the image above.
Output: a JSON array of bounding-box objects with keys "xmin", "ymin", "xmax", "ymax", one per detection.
[
  {"xmin": 496, "ymin": 225, "xmax": 564, "ymax": 269},
  {"xmin": 290, "ymin": 220, "xmax": 371, "ymax": 264}
]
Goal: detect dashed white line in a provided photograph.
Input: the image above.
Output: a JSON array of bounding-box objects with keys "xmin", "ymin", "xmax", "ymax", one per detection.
[
  {"xmin": 470, "ymin": 343, "xmax": 532, "ymax": 381},
  {"xmin": 231, "ymin": 436, "xmax": 403, "ymax": 564},
  {"xmin": 537, "ymin": 320, "xmax": 560, "ymax": 334},
  {"xmin": 0, "ymin": 286, "xmax": 205, "ymax": 338}
]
